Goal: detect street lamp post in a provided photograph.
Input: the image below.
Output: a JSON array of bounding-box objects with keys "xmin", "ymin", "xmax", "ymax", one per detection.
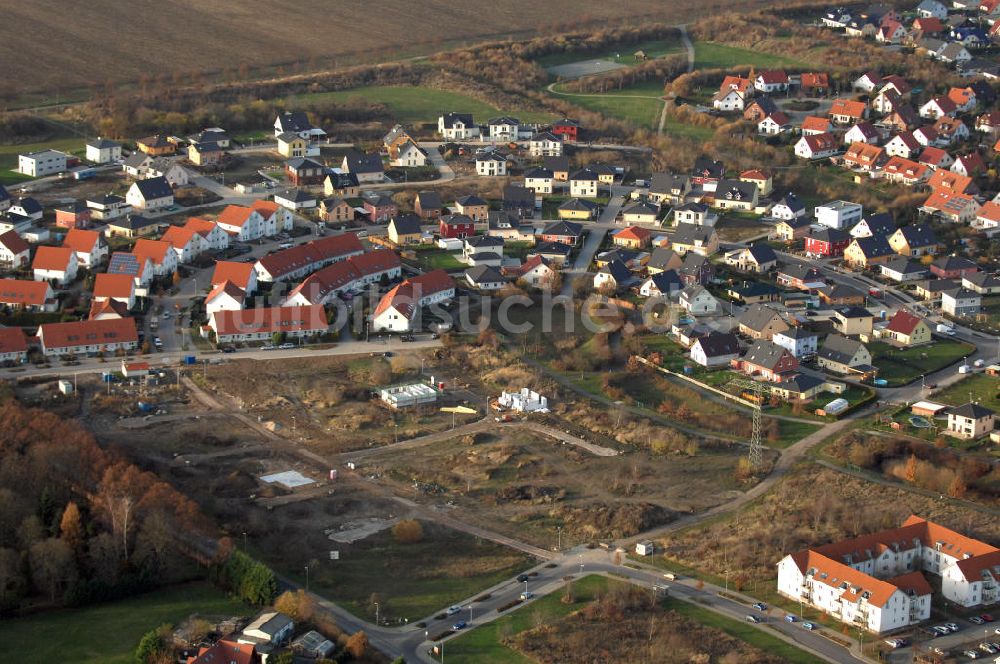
[
  {"xmin": 468, "ymin": 604, "xmax": 473, "ymax": 624},
  {"xmin": 375, "ymin": 602, "xmax": 379, "ymax": 626},
  {"xmin": 242, "ymin": 531, "xmax": 247, "ymax": 551},
  {"xmin": 557, "ymin": 526, "xmax": 562, "ymax": 551},
  {"xmin": 304, "ymin": 565, "xmax": 310, "ymax": 592}
]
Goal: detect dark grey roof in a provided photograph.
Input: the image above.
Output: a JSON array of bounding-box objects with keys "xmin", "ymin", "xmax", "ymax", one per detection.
[
  {"xmin": 456, "ymin": 194, "xmax": 487, "ymax": 207},
  {"xmin": 781, "ymin": 374, "xmax": 824, "ymax": 393},
  {"xmin": 598, "ymin": 249, "xmax": 639, "ymax": 264},
  {"xmin": 963, "ymin": 272, "xmax": 1000, "ymax": 288},
  {"xmin": 277, "ymin": 111, "xmax": 314, "ymax": 133},
  {"xmin": 810, "ymin": 227, "xmax": 850, "ymax": 244},
  {"xmin": 441, "ymin": 213, "xmax": 474, "ymax": 226},
  {"xmin": 276, "ymin": 188, "xmax": 314, "ymax": 204},
  {"xmin": 0, "ymin": 184, "xmax": 8, "ymax": 203},
  {"xmin": 743, "ymin": 339, "xmax": 791, "ymax": 370},
  {"xmin": 739, "ymin": 304, "xmax": 783, "ymax": 332},
  {"xmin": 87, "ymin": 137, "xmax": 121, "ymax": 149},
  {"xmin": 819, "ymin": 334, "xmax": 866, "ymax": 365},
  {"xmin": 775, "ymin": 326, "xmax": 817, "ymax": 340},
  {"xmin": 542, "ymin": 220, "xmax": 583, "ymax": 237},
  {"xmin": 362, "ymin": 191, "xmax": 394, "ymax": 206},
  {"xmin": 648, "ymin": 247, "xmax": 680, "ymax": 271},
  {"xmin": 650, "ymin": 172, "xmax": 690, "ymax": 195},
  {"xmin": 466, "ymin": 265, "xmax": 504, "ymax": 284},
  {"xmin": 692, "ymin": 157, "xmax": 725, "ymax": 179},
  {"xmin": 716, "ymin": 179, "xmax": 757, "ymax": 202},
  {"xmin": 882, "ymin": 257, "xmax": 926, "ymax": 275},
  {"xmin": 695, "ymin": 331, "xmax": 740, "ymax": 358},
  {"xmin": 286, "ymin": 157, "xmax": 323, "ymax": 171},
  {"xmin": 487, "ymin": 210, "xmax": 520, "ymax": 230},
  {"xmin": 110, "ymin": 215, "xmax": 156, "ymax": 231},
  {"xmin": 389, "ymin": 215, "xmax": 422, "ymax": 235},
  {"xmin": 821, "ymin": 283, "xmax": 865, "ymax": 300},
  {"xmin": 776, "ymin": 193, "xmax": 805, "ymax": 214},
  {"xmin": 532, "ymin": 241, "xmax": 573, "ymax": 257},
  {"xmin": 440, "ymin": 112, "xmax": 474, "ymax": 129},
  {"xmin": 599, "ymin": 259, "xmax": 632, "ymax": 284},
  {"xmin": 123, "ymin": 152, "xmax": 151, "ymax": 169},
  {"xmin": 745, "ymin": 244, "xmax": 777, "ymax": 265},
  {"xmin": 749, "ymin": 96, "xmax": 779, "ymax": 114},
  {"xmin": 647, "ymin": 269, "xmax": 682, "ymax": 294},
  {"xmin": 895, "ymin": 224, "xmax": 937, "ymax": 248},
  {"xmin": 932, "ymin": 255, "xmax": 977, "ymax": 271},
  {"xmin": 675, "ymin": 202, "xmax": 707, "ymax": 213},
  {"xmin": 859, "ymin": 212, "xmax": 895, "ymax": 236},
  {"xmin": 133, "ymin": 176, "xmax": 172, "ymax": 200},
  {"xmin": 416, "ymin": 190, "xmax": 442, "ymax": 209},
  {"xmin": 916, "ymin": 278, "xmax": 957, "ymax": 293},
  {"xmin": 466, "ymin": 235, "xmax": 504, "ymax": 248},
  {"xmin": 852, "ymin": 235, "xmax": 894, "ymax": 258},
  {"xmin": 542, "ymin": 156, "xmax": 570, "ymax": 172},
  {"xmin": 622, "ymin": 201, "xmax": 659, "ymax": 216},
  {"xmin": 343, "ymin": 150, "xmax": 384, "ymax": 174},
  {"xmin": 779, "ymin": 264, "xmax": 822, "ymax": 281},
  {"xmin": 672, "ymin": 224, "xmax": 716, "ymax": 246},
  {"xmin": 570, "ymin": 168, "xmax": 599, "ymax": 181},
  {"xmin": 558, "ymin": 198, "xmax": 598, "ymax": 213},
  {"xmin": 487, "ymin": 116, "xmax": 520, "ymax": 125},
  {"xmin": 503, "ymin": 185, "xmax": 535, "ymax": 207},
  {"xmin": 732, "ymin": 281, "xmax": 779, "ymax": 298},
  {"xmin": 326, "ymin": 172, "xmax": 360, "ymax": 189},
  {"xmin": 836, "ymin": 305, "xmax": 872, "ymax": 319},
  {"xmin": 524, "ymin": 167, "xmax": 553, "ymax": 179},
  {"xmin": 950, "ymin": 402, "xmax": 995, "ymax": 419}
]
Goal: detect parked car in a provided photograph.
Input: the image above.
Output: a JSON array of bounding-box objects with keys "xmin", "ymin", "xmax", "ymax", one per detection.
[
  {"xmin": 446, "ymin": 606, "xmax": 461, "ymax": 616},
  {"xmin": 745, "ymin": 615, "xmax": 761, "ymax": 624},
  {"xmin": 785, "ymin": 615, "xmax": 798, "ymax": 623},
  {"xmin": 752, "ymin": 602, "xmax": 767, "ymax": 611},
  {"xmin": 261, "ymin": 345, "xmax": 275, "ymax": 351},
  {"xmin": 221, "ymin": 346, "xmax": 236, "ymax": 353},
  {"xmin": 964, "ymin": 649, "xmax": 980, "ymax": 659},
  {"xmin": 982, "ymin": 614, "xmax": 995, "ymax": 622},
  {"xmin": 452, "ymin": 620, "xmax": 467, "ymax": 630},
  {"xmin": 516, "ymin": 574, "xmax": 530, "ymax": 582},
  {"xmin": 278, "ymin": 342, "xmax": 295, "ymax": 349},
  {"xmin": 944, "ymin": 623, "xmax": 959, "ymax": 633},
  {"xmin": 801, "ymin": 622, "xmax": 816, "ymax": 630},
  {"xmin": 520, "ymin": 591, "xmax": 534, "ymax": 600},
  {"xmin": 970, "ymin": 616, "xmax": 986, "ymax": 624}
]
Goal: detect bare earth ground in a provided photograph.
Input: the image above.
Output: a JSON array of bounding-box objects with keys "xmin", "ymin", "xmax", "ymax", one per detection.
[
  {"xmin": 360, "ymin": 428, "xmax": 749, "ymax": 549},
  {"xmin": 0, "ymin": 0, "xmax": 660, "ymax": 96}
]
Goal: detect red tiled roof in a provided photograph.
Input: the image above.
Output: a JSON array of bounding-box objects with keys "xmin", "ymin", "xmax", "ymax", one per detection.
[
  {"xmin": 757, "ymin": 70, "xmax": 788, "ymax": 84},
  {"xmin": 184, "ymin": 216, "xmax": 221, "ymax": 238},
  {"xmin": 933, "ymin": 116, "xmax": 965, "ymax": 138},
  {"xmin": 211, "ymin": 261, "xmax": 256, "ymax": 290},
  {"xmin": 948, "ymin": 87, "xmax": 974, "ymax": 107},
  {"xmin": 927, "ymin": 169, "xmax": 973, "ymax": 193},
  {"xmin": 89, "ymin": 298, "xmax": 129, "ymax": 319},
  {"xmin": 883, "ymin": 157, "xmax": 927, "ymax": 181},
  {"xmin": 0, "ymin": 278, "xmax": 50, "ymax": 307},
  {"xmin": 926, "ymin": 96, "xmax": 957, "ymax": 114},
  {"xmin": 800, "ymin": 72, "xmax": 829, "ymax": 88},
  {"xmin": 918, "ymin": 146, "xmax": 951, "ymax": 166},
  {"xmin": 216, "ymin": 205, "xmax": 256, "ymax": 228},
  {"xmin": 829, "ymin": 99, "xmax": 867, "ymax": 118},
  {"xmin": 374, "ymin": 269, "xmax": 454, "ymax": 319},
  {"xmin": 251, "ymin": 199, "xmax": 281, "ymax": 219},
  {"xmin": 62, "ymin": 228, "xmax": 102, "ymax": 254},
  {"xmin": 211, "ymin": 304, "xmax": 327, "ymax": 337},
  {"xmin": 0, "ymin": 327, "xmax": 28, "ymax": 355},
  {"xmin": 32, "ymin": 246, "xmax": 75, "ymax": 272},
  {"xmin": 93, "ymin": 273, "xmax": 135, "ymax": 299},
  {"xmin": 844, "ymin": 142, "xmax": 884, "ymax": 165},
  {"xmin": 801, "ymin": 116, "xmax": 832, "ymax": 133},
  {"xmin": 890, "ymin": 131, "xmax": 920, "ymax": 152},
  {"xmin": 912, "ymin": 17, "xmax": 943, "ymax": 33},
  {"xmin": 615, "ymin": 226, "xmax": 653, "ymax": 242},
  {"xmin": 739, "ymin": 169, "xmax": 769, "ymax": 181},
  {"xmin": 206, "ymin": 279, "xmax": 245, "ymax": 303},
  {"xmin": 953, "ymin": 153, "xmax": 985, "ymax": 176},
  {"xmin": 719, "ymin": 75, "xmax": 751, "ymax": 93},
  {"xmin": 880, "ymin": 74, "xmax": 911, "ymax": 95},
  {"xmin": 256, "ymin": 233, "xmax": 364, "ymax": 280},
  {"xmin": 186, "ymin": 639, "xmax": 256, "ymax": 664},
  {"xmin": 133, "ymin": 239, "xmax": 173, "ymax": 265},
  {"xmin": 922, "ymin": 189, "xmax": 976, "ymax": 216},
  {"xmin": 885, "ymin": 309, "xmax": 924, "ymax": 335},
  {"xmin": 0, "ymin": 230, "xmax": 29, "ymax": 255},
  {"xmin": 801, "ymin": 132, "xmax": 838, "ymax": 151},
  {"xmin": 38, "ymin": 317, "xmax": 137, "ymax": 350},
  {"xmin": 160, "ymin": 224, "xmax": 201, "ymax": 248},
  {"xmin": 977, "ymin": 201, "xmax": 1000, "ymax": 223}
]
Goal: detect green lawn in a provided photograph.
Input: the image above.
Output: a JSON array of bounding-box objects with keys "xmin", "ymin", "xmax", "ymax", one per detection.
[
  {"xmin": 0, "ymin": 582, "xmax": 248, "ymax": 664},
  {"xmin": 284, "ymin": 85, "xmax": 553, "ymax": 125},
  {"xmin": 536, "ymin": 37, "xmax": 684, "ymax": 68},
  {"xmin": 268, "ymin": 523, "xmax": 533, "ymax": 622},
  {"xmin": 869, "ymin": 339, "xmax": 974, "ymax": 387},
  {"xmin": 411, "ymin": 247, "xmax": 466, "ymax": 271},
  {"xmin": 693, "ymin": 42, "xmax": 809, "ymax": 70},
  {"xmin": 933, "ymin": 373, "xmax": 1000, "ymax": 410},
  {"xmin": 663, "ymin": 598, "xmax": 821, "ymax": 664},
  {"xmin": 558, "ymin": 93, "xmax": 663, "ymax": 129},
  {"xmin": 444, "ymin": 575, "xmax": 614, "ymax": 663},
  {"xmin": 0, "ymin": 137, "xmax": 87, "ymax": 185}
]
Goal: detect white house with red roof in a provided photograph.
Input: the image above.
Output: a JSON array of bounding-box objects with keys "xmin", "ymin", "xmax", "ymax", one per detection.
[
  {"xmin": 0, "ymin": 326, "xmax": 28, "ymax": 363},
  {"xmin": 37, "ymin": 317, "xmax": 138, "ymax": 356},
  {"xmin": 758, "ymin": 112, "xmax": 792, "ymax": 135},
  {"xmin": 0, "ymin": 230, "xmax": 30, "ymax": 269},
  {"xmin": 132, "ymin": 238, "xmax": 178, "ymax": 277},
  {"xmin": 972, "ymin": 201, "xmax": 1000, "ymax": 236},
  {"xmin": 205, "ymin": 281, "xmax": 246, "ymax": 316},
  {"xmin": 283, "ymin": 250, "xmax": 402, "ymax": 307},
  {"xmin": 211, "ymin": 261, "xmax": 258, "ymax": 295},
  {"xmin": 508, "ymin": 255, "xmax": 557, "ymax": 289},
  {"xmin": 93, "ymin": 273, "xmax": 136, "ymax": 309},
  {"xmin": 919, "ymin": 96, "xmax": 957, "ymax": 120},
  {"xmin": 253, "ymin": 233, "xmax": 364, "ymax": 283},
  {"xmin": 63, "ymin": 228, "xmax": 109, "ymax": 268},
  {"xmin": 884, "ymin": 132, "xmax": 921, "ymax": 159},
  {"xmin": 754, "ymin": 70, "xmax": 789, "ymax": 93},
  {"xmin": 800, "ymin": 116, "xmax": 833, "ymax": 136},
  {"xmin": 778, "ymin": 515, "xmax": 999, "ymax": 634},
  {"xmin": 107, "ymin": 252, "xmax": 155, "ymax": 290},
  {"xmin": 33, "ymin": 246, "xmax": 78, "ymax": 286},
  {"xmin": 208, "ymin": 304, "xmax": 327, "ymax": 343},
  {"xmin": 0, "ymin": 278, "xmax": 55, "ymax": 312},
  {"xmin": 216, "ymin": 205, "xmax": 266, "ymax": 241},
  {"xmin": 160, "ymin": 224, "xmax": 208, "ymax": 263},
  {"xmin": 844, "ymin": 122, "xmax": 881, "ymax": 145},
  {"xmin": 183, "ymin": 217, "xmax": 230, "ymax": 251},
  {"xmin": 371, "ymin": 269, "xmax": 455, "ymax": 332},
  {"xmin": 794, "ymin": 133, "xmax": 839, "ymax": 160},
  {"xmin": 881, "ymin": 309, "xmax": 932, "ymax": 346}
]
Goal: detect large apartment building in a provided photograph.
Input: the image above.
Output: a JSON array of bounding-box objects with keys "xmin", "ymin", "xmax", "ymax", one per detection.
[{"xmin": 777, "ymin": 515, "xmax": 1000, "ymax": 634}]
